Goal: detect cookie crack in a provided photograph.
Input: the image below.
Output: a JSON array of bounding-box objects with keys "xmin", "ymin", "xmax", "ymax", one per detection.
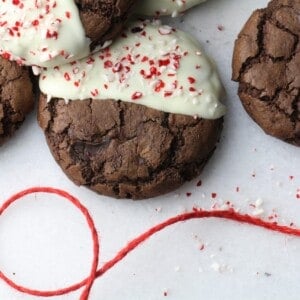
[
  {"xmin": 290, "ymin": 89, "xmax": 300, "ymax": 123},
  {"xmin": 239, "ymin": 82, "xmax": 281, "ymax": 102},
  {"xmin": 46, "ymin": 98, "xmax": 59, "ymax": 133},
  {"xmin": 236, "ymin": 9, "xmax": 267, "ymax": 81}
]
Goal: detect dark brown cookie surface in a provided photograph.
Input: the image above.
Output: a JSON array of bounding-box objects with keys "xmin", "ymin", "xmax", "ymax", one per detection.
[
  {"xmin": 0, "ymin": 58, "xmax": 34, "ymax": 146},
  {"xmin": 232, "ymin": 0, "xmax": 300, "ymax": 146},
  {"xmin": 76, "ymin": 0, "xmax": 136, "ymax": 48},
  {"xmin": 38, "ymin": 96, "xmax": 223, "ymax": 199}
]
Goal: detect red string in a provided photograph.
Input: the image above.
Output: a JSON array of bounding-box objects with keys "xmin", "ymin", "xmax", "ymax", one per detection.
[{"xmin": 0, "ymin": 187, "xmax": 300, "ymax": 299}]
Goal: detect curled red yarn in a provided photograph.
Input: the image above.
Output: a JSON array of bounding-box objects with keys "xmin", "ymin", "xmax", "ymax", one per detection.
[{"xmin": 1, "ymin": 187, "xmax": 300, "ymax": 299}]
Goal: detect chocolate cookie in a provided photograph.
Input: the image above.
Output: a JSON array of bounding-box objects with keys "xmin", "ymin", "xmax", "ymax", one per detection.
[
  {"xmin": 38, "ymin": 97, "xmax": 222, "ymax": 199},
  {"xmin": 0, "ymin": 58, "xmax": 34, "ymax": 146},
  {"xmin": 0, "ymin": 0, "xmax": 136, "ymax": 67},
  {"xmin": 37, "ymin": 21, "xmax": 225, "ymax": 199},
  {"xmin": 232, "ymin": 0, "xmax": 300, "ymax": 146}
]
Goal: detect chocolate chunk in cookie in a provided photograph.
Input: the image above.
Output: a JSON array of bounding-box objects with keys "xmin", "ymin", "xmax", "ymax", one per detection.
[
  {"xmin": 0, "ymin": 58, "xmax": 34, "ymax": 146},
  {"xmin": 38, "ymin": 97, "xmax": 223, "ymax": 199},
  {"xmin": 232, "ymin": 0, "xmax": 300, "ymax": 146}
]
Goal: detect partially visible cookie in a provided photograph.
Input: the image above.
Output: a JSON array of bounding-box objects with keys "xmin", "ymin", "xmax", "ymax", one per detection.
[
  {"xmin": 38, "ymin": 21, "xmax": 225, "ymax": 199},
  {"xmin": 135, "ymin": 0, "xmax": 207, "ymax": 17},
  {"xmin": 0, "ymin": 58, "xmax": 34, "ymax": 146},
  {"xmin": 0, "ymin": 0, "xmax": 136, "ymax": 67},
  {"xmin": 232, "ymin": 0, "xmax": 300, "ymax": 146}
]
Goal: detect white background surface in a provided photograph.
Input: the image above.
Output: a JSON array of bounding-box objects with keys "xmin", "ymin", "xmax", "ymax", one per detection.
[{"xmin": 0, "ymin": 0, "xmax": 300, "ymax": 299}]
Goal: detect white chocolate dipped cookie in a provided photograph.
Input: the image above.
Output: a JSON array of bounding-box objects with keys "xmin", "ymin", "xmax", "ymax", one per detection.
[
  {"xmin": 135, "ymin": 0, "xmax": 207, "ymax": 17},
  {"xmin": 0, "ymin": 0, "xmax": 136, "ymax": 68},
  {"xmin": 38, "ymin": 20, "xmax": 225, "ymax": 199},
  {"xmin": 40, "ymin": 20, "xmax": 225, "ymax": 119}
]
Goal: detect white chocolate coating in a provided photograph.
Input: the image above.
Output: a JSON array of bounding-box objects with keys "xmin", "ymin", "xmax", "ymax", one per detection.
[
  {"xmin": 135, "ymin": 0, "xmax": 207, "ymax": 17},
  {"xmin": 40, "ymin": 20, "xmax": 226, "ymax": 119},
  {"xmin": 0, "ymin": 0, "xmax": 90, "ymax": 67}
]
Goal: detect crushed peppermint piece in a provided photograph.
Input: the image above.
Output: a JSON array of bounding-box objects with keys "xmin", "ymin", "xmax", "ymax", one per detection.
[{"xmin": 211, "ymin": 193, "xmax": 217, "ymax": 199}]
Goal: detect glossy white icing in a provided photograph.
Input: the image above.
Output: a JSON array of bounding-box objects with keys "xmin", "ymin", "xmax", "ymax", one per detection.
[{"xmin": 40, "ymin": 20, "xmax": 226, "ymax": 119}]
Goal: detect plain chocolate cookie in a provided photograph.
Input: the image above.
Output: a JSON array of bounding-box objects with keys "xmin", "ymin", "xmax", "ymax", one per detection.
[
  {"xmin": 0, "ymin": 58, "xmax": 34, "ymax": 146},
  {"xmin": 76, "ymin": 0, "xmax": 136, "ymax": 48},
  {"xmin": 38, "ymin": 97, "xmax": 223, "ymax": 199},
  {"xmin": 232, "ymin": 0, "xmax": 300, "ymax": 146}
]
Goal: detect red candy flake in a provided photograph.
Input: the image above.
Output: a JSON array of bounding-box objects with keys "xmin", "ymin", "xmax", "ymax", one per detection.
[
  {"xmin": 188, "ymin": 76, "xmax": 196, "ymax": 84},
  {"xmin": 149, "ymin": 59, "xmax": 155, "ymax": 65},
  {"xmin": 31, "ymin": 19, "xmax": 39, "ymax": 26},
  {"xmin": 86, "ymin": 57, "xmax": 95, "ymax": 65},
  {"xmin": 211, "ymin": 193, "xmax": 217, "ymax": 199},
  {"xmin": 104, "ymin": 60, "xmax": 113, "ymax": 68},
  {"xmin": 154, "ymin": 80, "xmax": 165, "ymax": 92},
  {"xmin": 65, "ymin": 11, "xmax": 71, "ymax": 19},
  {"xmin": 131, "ymin": 92, "xmax": 143, "ymax": 100},
  {"xmin": 90, "ymin": 89, "xmax": 99, "ymax": 97},
  {"xmin": 1, "ymin": 52, "xmax": 11, "ymax": 60},
  {"xmin": 112, "ymin": 62, "xmax": 123, "ymax": 73},
  {"xmin": 141, "ymin": 56, "xmax": 148, "ymax": 62},
  {"xmin": 164, "ymin": 91, "xmax": 173, "ymax": 97},
  {"xmin": 64, "ymin": 72, "xmax": 71, "ymax": 81},
  {"xmin": 158, "ymin": 58, "xmax": 170, "ymax": 67},
  {"xmin": 46, "ymin": 30, "xmax": 58, "ymax": 40}
]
